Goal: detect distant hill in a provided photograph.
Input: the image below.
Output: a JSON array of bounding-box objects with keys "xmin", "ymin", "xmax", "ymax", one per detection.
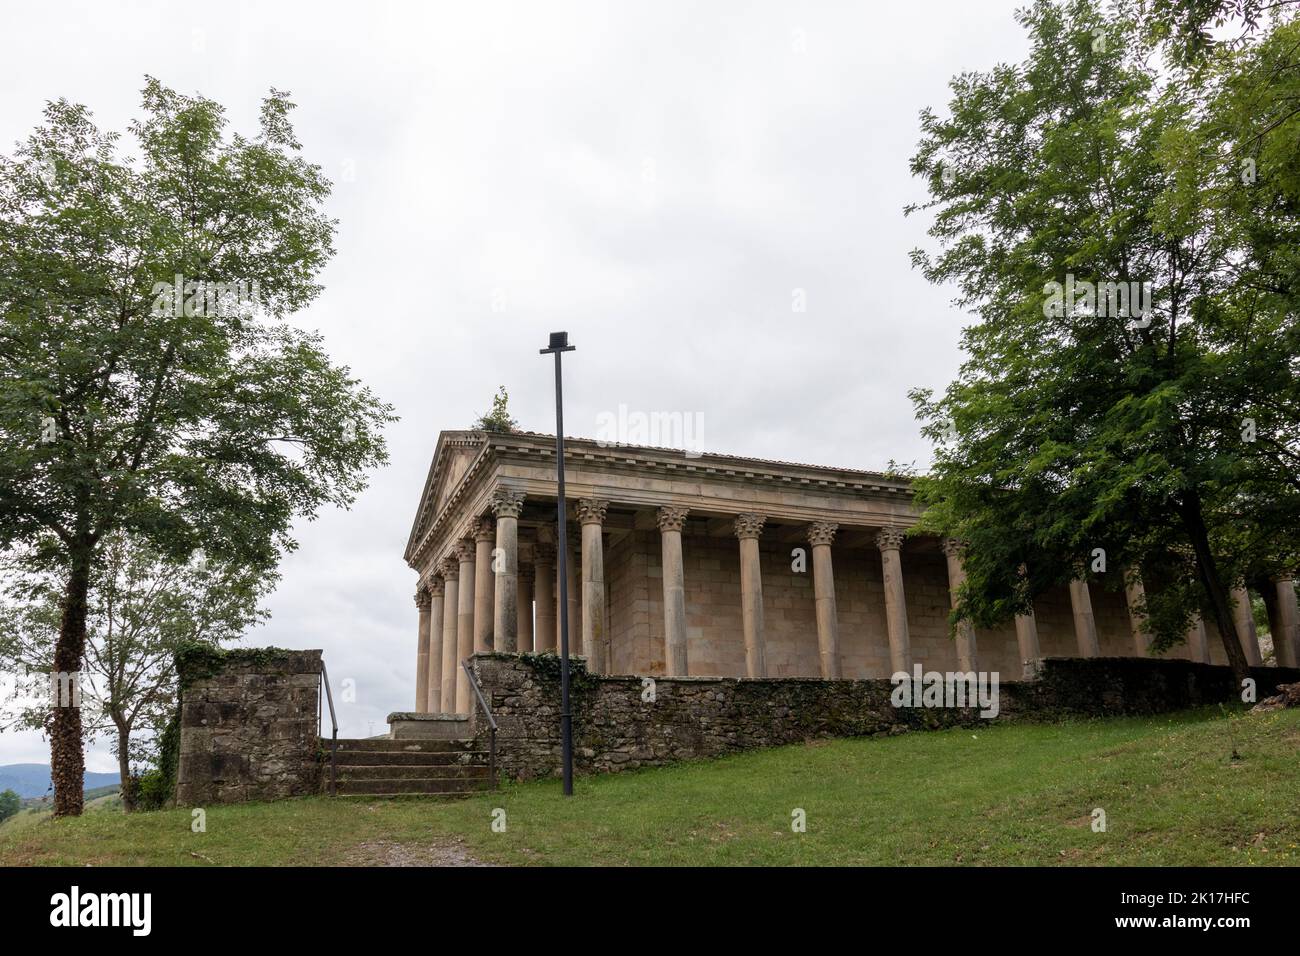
[{"xmin": 0, "ymin": 764, "xmax": 120, "ymax": 799}]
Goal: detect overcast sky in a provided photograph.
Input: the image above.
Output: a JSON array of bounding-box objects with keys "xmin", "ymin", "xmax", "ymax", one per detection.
[{"xmin": 0, "ymin": 0, "xmax": 1030, "ymax": 771}]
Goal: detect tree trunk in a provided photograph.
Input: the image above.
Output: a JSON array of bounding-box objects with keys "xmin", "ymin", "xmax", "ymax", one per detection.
[
  {"xmin": 1180, "ymin": 493, "xmax": 1250, "ymax": 685},
  {"xmin": 51, "ymin": 548, "xmax": 91, "ymax": 817},
  {"xmin": 116, "ymin": 723, "xmax": 136, "ymax": 813}
]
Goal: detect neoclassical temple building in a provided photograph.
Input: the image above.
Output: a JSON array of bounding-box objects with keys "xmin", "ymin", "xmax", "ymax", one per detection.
[{"xmin": 404, "ymin": 430, "xmax": 1300, "ymax": 714}]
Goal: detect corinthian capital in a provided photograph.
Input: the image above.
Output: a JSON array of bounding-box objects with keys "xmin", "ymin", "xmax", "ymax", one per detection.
[
  {"xmin": 575, "ymin": 497, "xmax": 609, "ymax": 526},
  {"xmin": 808, "ymin": 521, "xmax": 838, "ymax": 547},
  {"xmin": 656, "ymin": 506, "xmax": 690, "ymax": 533},
  {"xmin": 439, "ymin": 556, "xmax": 460, "ymax": 580},
  {"xmin": 454, "ymin": 539, "xmax": 476, "ymax": 563},
  {"xmin": 414, "ymin": 588, "xmax": 432, "ymax": 611},
  {"xmin": 471, "ymin": 516, "xmax": 496, "ymax": 542},
  {"xmin": 491, "ymin": 488, "xmax": 526, "ymax": 519},
  {"xmin": 734, "ymin": 513, "xmax": 766, "ymax": 540},
  {"xmin": 425, "ymin": 577, "xmax": 445, "ymax": 599},
  {"xmin": 941, "ymin": 537, "xmax": 966, "ymax": 559},
  {"xmin": 875, "ymin": 526, "xmax": 906, "ymax": 552}
]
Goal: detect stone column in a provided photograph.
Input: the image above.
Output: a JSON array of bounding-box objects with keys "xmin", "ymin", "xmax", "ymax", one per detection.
[
  {"xmin": 657, "ymin": 506, "xmax": 690, "ymax": 676},
  {"xmin": 438, "ymin": 558, "xmax": 459, "ymax": 711},
  {"xmin": 414, "ymin": 588, "xmax": 431, "ymax": 713},
  {"xmin": 809, "ymin": 521, "xmax": 841, "ymax": 679},
  {"xmin": 1068, "ymin": 566, "xmax": 1101, "ymax": 657},
  {"xmin": 735, "ymin": 513, "xmax": 767, "ymax": 678},
  {"xmin": 565, "ymin": 529, "xmax": 581, "ymax": 652},
  {"xmin": 517, "ymin": 564, "xmax": 535, "ymax": 653},
  {"xmin": 490, "ymin": 490, "xmax": 525, "ymax": 653},
  {"xmin": 1014, "ymin": 609, "xmax": 1041, "ymax": 679},
  {"xmin": 454, "ymin": 539, "xmax": 476, "ymax": 713},
  {"xmin": 426, "ymin": 578, "xmax": 445, "ymax": 713},
  {"xmin": 577, "ymin": 499, "xmax": 608, "ymax": 672},
  {"xmin": 473, "ymin": 517, "xmax": 495, "ymax": 653},
  {"xmin": 1185, "ymin": 614, "xmax": 1210, "ymax": 663},
  {"xmin": 1231, "ymin": 585, "xmax": 1262, "ymax": 667},
  {"xmin": 1014, "ymin": 563, "xmax": 1041, "ymax": 679},
  {"xmin": 876, "ymin": 526, "xmax": 911, "ymax": 675},
  {"xmin": 941, "ymin": 538, "xmax": 978, "ymax": 672},
  {"xmin": 533, "ymin": 539, "xmax": 556, "ymax": 653},
  {"xmin": 1122, "ymin": 567, "xmax": 1152, "ymax": 656},
  {"xmin": 1273, "ymin": 574, "xmax": 1299, "ymax": 667}
]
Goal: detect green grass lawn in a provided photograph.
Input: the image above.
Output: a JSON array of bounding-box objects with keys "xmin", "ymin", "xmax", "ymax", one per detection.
[{"xmin": 3, "ymin": 707, "xmax": 1297, "ymax": 866}]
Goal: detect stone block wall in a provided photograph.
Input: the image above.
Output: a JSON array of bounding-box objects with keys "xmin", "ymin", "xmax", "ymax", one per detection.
[
  {"xmin": 175, "ymin": 649, "xmax": 323, "ymax": 805},
  {"xmin": 471, "ymin": 652, "xmax": 1300, "ymax": 782}
]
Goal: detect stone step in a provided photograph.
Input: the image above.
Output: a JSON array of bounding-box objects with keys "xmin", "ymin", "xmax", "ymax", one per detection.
[
  {"xmin": 336, "ymin": 764, "xmax": 491, "ymax": 781},
  {"xmin": 326, "ymin": 737, "xmax": 477, "ymax": 753},
  {"xmin": 331, "ymin": 748, "xmax": 489, "ymax": 767},
  {"xmin": 335, "ymin": 792, "xmax": 474, "ymax": 801},
  {"xmin": 334, "ymin": 777, "xmax": 492, "ymax": 796}
]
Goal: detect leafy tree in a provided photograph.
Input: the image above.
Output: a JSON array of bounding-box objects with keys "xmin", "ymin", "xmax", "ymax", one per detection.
[
  {"xmin": 905, "ymin": 0, "xmax": 1300, "ymax": 683},
  {"xmin": 0, "ymin": 789, "xmax": 20, "ymax": 823},
  {"xmin": 1129, "ymin": 0, "xmax": 1299, "ymax": 64},
  {"xmin": 473, "ymin": 385, "xmax": 519, "ymax": 433},
  {"xmin": 0, "ymin": 79, "xmax": 395, "ymax": 815},
  {"xmin": 0, "ymin": 536, "xmax": 273, "ymax": 811}
]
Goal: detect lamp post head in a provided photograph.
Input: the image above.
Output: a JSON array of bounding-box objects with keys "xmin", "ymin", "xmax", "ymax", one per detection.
[{"xmin": 540, "ymin": 331, "xmax": 576, "ymax": 354}]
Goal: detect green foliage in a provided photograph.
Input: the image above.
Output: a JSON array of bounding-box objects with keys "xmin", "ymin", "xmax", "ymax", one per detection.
[
  {"xmin": 905, "ymin": 1, "xmax": 1300, "ymax": 673},
  {"xmin": 0, "ymin": 789, "xmax": 20, "ymax": 824},
  {"xmin": 0, "ymin": 77, "xmax": 396, "ymax": 807},
  {"xmin": 0, "ymin": 77, "xmax": 396, "ymax": 573},
  {"xmin": 133, "ymin": 707, "xmax": 180, "ymax": 812},
  {"xmin": 473, "ymin": 386, "xmax": 519, "ymax": 434}
]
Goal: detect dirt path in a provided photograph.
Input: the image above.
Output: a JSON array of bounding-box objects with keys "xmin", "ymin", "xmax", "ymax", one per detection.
[{"xmin": 342, "ymin": 839, "xmax": 495, "ymax": 867}]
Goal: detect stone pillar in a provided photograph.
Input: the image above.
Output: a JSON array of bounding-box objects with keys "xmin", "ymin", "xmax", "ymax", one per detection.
[
  {"xmin": 490, "ymin": 490, "xmax": 525, "ymax": 653},
  {"xmin": 1014, "ymin": 609, "xmax": 1041, "ymax": 679},
  {"xmin": 809, "ymin": 521, "xmax": 841, "ymax": 679},
  {"xmin": 1231, "ymin": 585, "xmax": 1262, "ymax": 667},
  {"xmin": 455, "ymin": 539, "xmax": 476, "ymax": 713},
  {"xmin": 414, "ymin": 588, "xmax": 431, "ymax": 713},
  {"xmin": 1122, "ymin": 567, "xmax": 1152, "ymax": 656},
  {"xmin": 1273, "ymin": 574, "xmax": 1299, "ymax": 667},
  {"xmin": 533, "ymin": 539, "xmax": 556, "ymax": 653},
  {"xmin": 735, "ymin": 513, "xmax": 767, "ymax": 678},
  {"xmin": 517, "ymin": 564, "xmax": 535, "ymax": 653},
  {"xmin": 565, "ymin": 528, "xmax": 581, "ymax": 652},
  {"xmin": 1186, "ymin": 614, "xmax": 1210, "ymax": 663},
  {"xmin": 577, "ymin": 499, "xmax": 608, "ymax": 672},
  {"xmin": 473, "ymin": 517, "xmax": 495, "ymax": 654},
  {"xmin": 1014, "ymin": 563, "xmax": 1041, "ymax": 679},
  {"xmin": 875, "ymin": 526, "xmax": 911, "ymax": 675},
  {"xmin": 657, "ymin": 506, "xmax": 690, "ymax": 676},
  {"xmin": 941, "ymin": 538, "xmax": 978, "ymax": 672},
  {"xmin": 438, "ymin": 558, "xmax": 459, "ymax": 711},
  {"xmin": 426, "ymin": 578, "xmax": 445, "ymax": 713},
  {"xmin": 1068, "ymin": 566, "xmax": 1101, "ymax": 658}
]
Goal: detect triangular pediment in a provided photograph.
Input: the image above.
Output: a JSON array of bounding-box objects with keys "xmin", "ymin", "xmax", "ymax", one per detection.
[{"xmin": 404, "ymin": 431, "xmax": 488, "ymax": 563}]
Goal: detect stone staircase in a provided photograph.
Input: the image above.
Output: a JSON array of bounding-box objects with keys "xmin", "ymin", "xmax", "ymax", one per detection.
[{"xmin": 323, "ymin": 737, "xmax": 493, "ymax": 797}]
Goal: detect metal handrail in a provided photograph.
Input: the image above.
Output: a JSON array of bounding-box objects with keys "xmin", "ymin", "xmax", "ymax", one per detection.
[
  {"xmin": 320, "ymin": 660, "xmax": 339, "ymax": 796},
  {"xmin": 462, "ymin": 660, "xmax": 498, "ymax": 789}
]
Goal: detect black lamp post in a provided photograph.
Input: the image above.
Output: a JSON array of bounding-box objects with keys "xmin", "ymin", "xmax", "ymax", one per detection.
[{"xmin": 540, "ymin": 331, "xmax": 576, "ymax": 795}]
